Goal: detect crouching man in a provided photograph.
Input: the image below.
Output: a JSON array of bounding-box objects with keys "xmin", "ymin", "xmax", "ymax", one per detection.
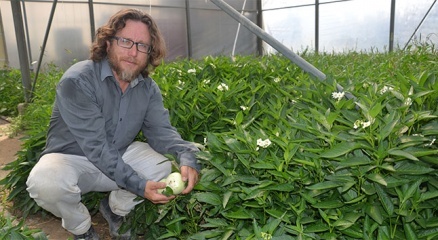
[{"xmin": 26, "ymin": 8, "xmax": 200, "ymax": 240}]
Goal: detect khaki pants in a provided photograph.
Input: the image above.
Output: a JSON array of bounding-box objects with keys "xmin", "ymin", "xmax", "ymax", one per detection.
[{"xmin": 26, "ymin": 141, "xmax": 171, "ymax": 235}]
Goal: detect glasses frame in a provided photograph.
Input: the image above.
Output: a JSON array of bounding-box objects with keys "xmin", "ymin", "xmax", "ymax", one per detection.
[{"xmin": 111, "ymin": 36, "xmax": 152, "ymax": 54}]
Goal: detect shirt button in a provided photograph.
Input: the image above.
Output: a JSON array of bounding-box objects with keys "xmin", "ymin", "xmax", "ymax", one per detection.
[{"xmin": 119, "ymin": 118, "xmax": 122, "ymax": 121}]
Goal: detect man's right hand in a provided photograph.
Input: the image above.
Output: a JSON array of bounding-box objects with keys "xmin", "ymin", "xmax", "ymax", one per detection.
[{"xmin": 144, "ymin": 180, "xmax": 175, "ymax": 204}]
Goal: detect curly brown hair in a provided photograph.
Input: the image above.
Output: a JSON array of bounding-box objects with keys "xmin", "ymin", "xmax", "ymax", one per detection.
[{"xmin": 89, "ymin": 8, "xmax": 166, "ymax": 77}]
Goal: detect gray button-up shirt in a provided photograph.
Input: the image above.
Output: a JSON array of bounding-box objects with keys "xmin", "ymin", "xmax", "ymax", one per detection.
[{"xmin": 42, "ymin": 58, "xmax": 200, "ymax": 197}]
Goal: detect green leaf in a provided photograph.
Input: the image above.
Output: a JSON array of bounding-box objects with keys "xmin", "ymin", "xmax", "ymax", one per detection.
[
  {"xmin": 264, "ymin": 183, "xmax": 295, "ymax": 192},
  {"xmin": 199, "ymin": 218, "xmax": 229, "ymax": 228},
  {"xmin": 193, "ymin": 192, "xmax": 222, "ymax": 206},
  {"xmin": 366, "ymin": 173, "xmax": 387, "ymax": 186},
  {"xmin": 222, "ymin": 191, "xmax": 232, "ymax": 208},
  {"xmin": 417, "ymin": 227, "xmax": 438, "ymax": 239},
  {"xmin": 401, "ymin": 179, "xmax": 422, "ymax": 205},
  {"xmin": 332, "ymin": 213, "xmax": 361, "ymax": 230},
  {"xmin": 369, "ymin": 102, "xmax": 383, "ymax": 118},
  {"xmin": 221, "ymin": 209, "xmax": 253, "ymax": 219},
  {"xmin": 419, "ymin": 190, "xmax": 438, "ymax": 202},
  {"xmin": 366, "ymin": 204, "xmax": 383, "ymax": 225},
  {"xmin": 312, "ymin": 200, "xmax": 343, "ymax": 209},
  {"xmin": 374, "ymin": 183, "xmax": 394, "ymax": 216},
  {"xmin": 379, "ymin": 116, "xmax": 398, "ymax": 141},
  {"xmin": 304, "ymin": 222, "xmax": 330, "ymax": 233},
  {"xmin": 377, "ymin": 226, "xmax": 391, "ymax": 240},
  {"xmin": 307, "ymin": 181, "xmax": 342, "ymax": 190},
  {"xmin": 388, "ymin": 149, "xmax": 419, "ymax": 161},
  {"xmin": 404, "ymin": 223, "xmax": 418, "ymax": 240},
  {"xmin": 336, "ymin": 156, "xmax": 371, "ymax": 168},
  {"xmin": 320, "ymin": 142, "xmax": 361, "ymax": 159},
  {"xmin": 395, "ymin": 161, "xmax": 434, "ymax": 175}
]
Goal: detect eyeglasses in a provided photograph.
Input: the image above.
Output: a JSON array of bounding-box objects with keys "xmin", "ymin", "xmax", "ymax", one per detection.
[{"xmin": 111, "ymin": 36, "xmax": 151, "ymax": 54}]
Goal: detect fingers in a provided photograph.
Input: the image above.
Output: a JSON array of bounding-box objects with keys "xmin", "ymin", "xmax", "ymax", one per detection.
[
  {"xmin": 180, "ymin": 166, "xmax": 199, "ymax": 195},
  {"xmin": 144, "ymin": 181, "xmax": 175, "ymax": 204}
]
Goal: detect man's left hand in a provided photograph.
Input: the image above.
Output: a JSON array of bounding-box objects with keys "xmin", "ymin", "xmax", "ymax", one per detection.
[{"xmin": 180, "ymin": 166, "xmax": 199, "ymax": 194}]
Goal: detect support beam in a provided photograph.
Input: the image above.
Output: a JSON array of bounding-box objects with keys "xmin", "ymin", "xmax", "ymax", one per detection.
[
  {"xmin": 89, "ymin": 0, "xmax": 96, "ymax": 42},
  {"xmin": 210, "ymin": 0, "xmax": 355, "ymax": 100},
  {"xmin": 30, "ymin": 0, "xmax": 58, "ymax": 100},
  {"xmin": 389, "ymin": 0, "xmax": 396, "ymax": 52},
  {"xmin": 11, "ymin": 0, "xmax": 32, "ymax": 103},
  {"xmin": 210, "ymin": 0, "xmax": 326, "ymax": 81}
]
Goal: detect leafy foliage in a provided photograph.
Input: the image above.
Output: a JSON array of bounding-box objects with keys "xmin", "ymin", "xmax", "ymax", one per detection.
[
  {"xmin": 0, "ymin": 210, "xmax": 47, "ymax": 239},
  {"xmin": 0, "ymin": 69, "xmax": 25, "ymax": 116},
  {"xmin": 1, "ymin": 43, "xmax": 437, "ymax": 239}
]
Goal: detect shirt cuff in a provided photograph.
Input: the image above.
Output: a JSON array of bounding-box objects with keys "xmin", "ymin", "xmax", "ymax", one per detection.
[{"xmin": 179, "ymin": 151, "xmax": 201, "ymax": 172}]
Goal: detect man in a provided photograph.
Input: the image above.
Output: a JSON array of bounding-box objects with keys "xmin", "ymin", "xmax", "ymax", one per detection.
[{"xmin": 26, "ymin": 8, "xmax": 200, "ymax": 240}]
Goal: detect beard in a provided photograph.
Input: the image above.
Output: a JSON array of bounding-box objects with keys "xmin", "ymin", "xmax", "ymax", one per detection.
[{"xmin": 107, "ymin": 49, "xmax": 147, "ymax": 83}]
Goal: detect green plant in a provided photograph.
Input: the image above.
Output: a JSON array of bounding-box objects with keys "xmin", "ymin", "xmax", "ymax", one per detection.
[
  {"xmin": 0, "ymin": 69, "xmax": 26, "ymax": 116},
  {"xmin": 1, "ymin": 44, "xmax": 437, "ymax": 239},
  {"xmin": 0, "ymin": 210, "xmax": 47, "ymax": 239}
]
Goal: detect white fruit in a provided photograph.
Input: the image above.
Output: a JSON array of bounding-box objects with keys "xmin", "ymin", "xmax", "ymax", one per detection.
[{"xmin": 157, "ymin": 172, "xmax": 185, "ymax": 195}]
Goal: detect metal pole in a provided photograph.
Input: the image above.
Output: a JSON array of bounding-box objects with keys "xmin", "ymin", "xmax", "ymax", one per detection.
[
  {"xmin": 210, "ymin": 0, "xmax": 326, "ymax": 81},
  {"xmin": 30, "ymin": 0, "xmax": 58, "ymax": 100},
  {"xmin": 210, "ymin": 0, "xmax": 355, "ymax": 100},
  {"xmin": 256, "ymin": 0, "xmax": 263, "ymax": 56},
  {"xmin": 21, "ymin": 0, "xmax": 33, "ymax": 71},
  {"xmin": 389, "ymin": 0, "xmax": 395, "ymax": 52},
  {"xmin": 403, "ymin": 0, "xmax": 437, "ymax": 50},
  {"xmin": 89, "ymin": 0, "xmax": 96, "ymax": 42},
  {"xmin": 315, "ymin": 0, "xmax": 320, "ymax": 53},
  {"xmin": 185, "ymin": 0, "xmax": 192, "ymax": 58},
  {"xmin": 11, "ymin": 0, "xmax": 32, "ymax": 103}
]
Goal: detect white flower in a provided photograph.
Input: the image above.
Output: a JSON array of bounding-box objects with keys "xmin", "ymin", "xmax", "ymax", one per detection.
[
  {"xmin": 379, "ymin": 86, "xmax": 393, "ymax": 94},
  {"xmin": 257, "ymin": 138, "xmax": 272, "ymax": 149},
  {"xmin": 354, "ymin": 119, "xmax": 372, "ymax": 129},
  {"xmin": 353, "ymin": 120, "xmax": 362, "ymax": 129},
  {"xmin": 362, "ymin": 121, "xmax": 371, "ymax": 128},
  {"xmin": 425, "ymin": 138, "xmax": 436, "ymax": 147},
  {"xmin": 188, "ymin": 68, "xmax": 196, "ymax": 74},
  {"xmin": 217, "ymin": 83, "xmax": 229, "ymax": 91},
  {"xmin": 331, "ymin": 91, "xmax": 345, "ymax": 101},
  {"xmin": 178, "ymin": 80, "xmax": 184, "ymax": 86},
  {"xmin": 273, "ymin": 77, "xmax": 281, "ymax": 83},
  {"xmin": 404, "ymin": 97, "xmax": 412, "ymax": 106},
  {"xmin": 261, "ymin": 232, "xmax": 272, "ymax": 240},
  {"xmin": 240, "ymin": 106, "xmax": 248, "ymax": 111},
  {"xmin": 203, "ymin": 79, "xmax": 210, "ymax": 84}
]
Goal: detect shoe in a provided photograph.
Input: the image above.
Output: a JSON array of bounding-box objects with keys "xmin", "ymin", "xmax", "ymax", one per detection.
[
  {"xmin": 74, "ymin": 226, "xmax": 100, "ymax": 240},
  {"xmin": 99, "ymin": 196, "xmax": 132, "ymax": 239}
]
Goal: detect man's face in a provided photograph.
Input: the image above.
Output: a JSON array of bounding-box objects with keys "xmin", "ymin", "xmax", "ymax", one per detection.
[{"xmin": 107, "ymin": 19, "xmax": 150, "ymax": 83}]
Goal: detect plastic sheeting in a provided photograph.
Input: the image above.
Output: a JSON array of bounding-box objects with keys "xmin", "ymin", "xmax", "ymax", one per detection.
[
  {"xmin": 262, "ymin": 0, "xmax": 438, "ymax": 53},
  {"xmin": 1, "ymin": 0, "xmax": 258, "ymax": 69}
]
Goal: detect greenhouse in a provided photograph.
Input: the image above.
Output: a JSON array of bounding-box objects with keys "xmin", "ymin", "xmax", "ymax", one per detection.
[{"xmin": 0, "ymin": 0, "xmax": 437, "ymax": 239}]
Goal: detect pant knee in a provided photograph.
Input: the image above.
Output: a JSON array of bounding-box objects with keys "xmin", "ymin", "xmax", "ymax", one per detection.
[{"xmin": 27, "ymin": 165, "xmax": 80, "ymax": 204}]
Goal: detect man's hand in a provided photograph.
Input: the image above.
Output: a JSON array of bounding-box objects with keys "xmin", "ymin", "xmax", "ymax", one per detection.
[
  {"xmin": 144, "ymin": 180, "xmax": 175, "ymax": 204},
  {"xmin": 180, "ymin": 166, "xmax": 199, "ymax": 194}
]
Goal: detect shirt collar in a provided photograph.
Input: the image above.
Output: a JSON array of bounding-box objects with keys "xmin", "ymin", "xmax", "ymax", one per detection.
[{"xmin": 101, "ymin": 58, "xmax": 145, "ymax": 88}]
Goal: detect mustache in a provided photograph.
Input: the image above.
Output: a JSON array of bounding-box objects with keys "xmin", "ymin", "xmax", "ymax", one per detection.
[{"xmin": 121, "ymin": 57, "xmax": 137, "ymax": 64}]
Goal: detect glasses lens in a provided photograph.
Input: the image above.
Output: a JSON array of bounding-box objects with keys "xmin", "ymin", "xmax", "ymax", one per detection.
[
  {"xmin": 137, "ymin": 44, "xmax": 150, "ymax": 53},
  {"xmin": 118, "ymin": 38, "xmax": 133, "ymax": 48}
]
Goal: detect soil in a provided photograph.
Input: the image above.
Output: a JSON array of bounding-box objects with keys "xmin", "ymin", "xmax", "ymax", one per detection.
[{"xmin": 0, "ymin": 117, "xmax": 113, "ymax": 239}]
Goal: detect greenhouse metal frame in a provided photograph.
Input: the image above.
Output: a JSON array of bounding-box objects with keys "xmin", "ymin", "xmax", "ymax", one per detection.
[{"xmin": 1, "ymin": 0, "xmax": 437, "ymax": 102}]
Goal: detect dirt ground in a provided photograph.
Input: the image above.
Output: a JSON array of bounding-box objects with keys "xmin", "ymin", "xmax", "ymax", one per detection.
[{"xmin": 0, "ymin": 117, "xmax": 113, "ymax": 239}]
